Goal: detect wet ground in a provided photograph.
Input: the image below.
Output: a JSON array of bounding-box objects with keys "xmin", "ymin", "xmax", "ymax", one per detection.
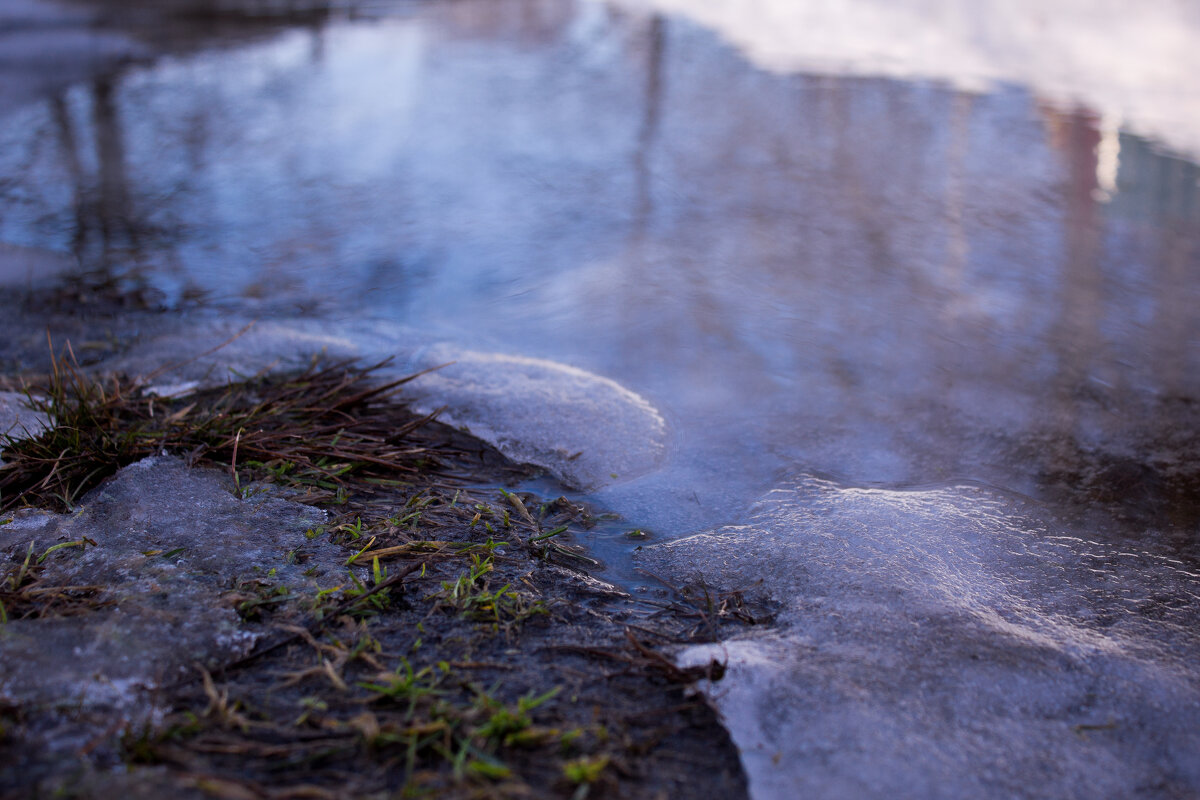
[{"xmin": 1, "ymin": 1, "xmax": 1199, "ymax": 797}]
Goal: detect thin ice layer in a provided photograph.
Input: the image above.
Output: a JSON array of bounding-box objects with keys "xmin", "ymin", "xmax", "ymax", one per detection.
[
  {"xmin": 0, "ymin": 390, "xmax": 48, "ymax": 440},
  {"xmin": 640, "ymin": 476, "xmax": 1200, "ymax": 799},
  {"xmin": 405, "ymin": 345, "xmax": 667, "ymax": 489},
  {"xmin": 108, "ymin": 317, "xmax": 667, "ymax": 489},
  {"xmin": 0, "ymin": 456, "xmax": 333, "ymax": 759}
]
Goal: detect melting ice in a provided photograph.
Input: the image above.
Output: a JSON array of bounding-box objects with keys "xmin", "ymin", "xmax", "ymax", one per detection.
[{"xmin": 642, "ymin": 476, "xmax": 1200, "ymax": 798}]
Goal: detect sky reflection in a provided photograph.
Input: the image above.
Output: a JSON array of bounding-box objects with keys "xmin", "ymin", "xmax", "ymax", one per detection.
[{"xmin": 1, "ymin": 0, "xmax": 1198, "ymax": 537}]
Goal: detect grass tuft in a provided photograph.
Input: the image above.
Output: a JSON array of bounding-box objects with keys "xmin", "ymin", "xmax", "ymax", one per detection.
[{"xmin": 0, "ymin": 344, "xmax": 447, "ymax": 512}]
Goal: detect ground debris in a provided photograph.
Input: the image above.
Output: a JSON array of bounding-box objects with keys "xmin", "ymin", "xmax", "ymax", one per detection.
[
  {"xmin": 0, "ymin": 363, "xmax": 747, "ymax": 800},
  {"xmin": 0, "ymin": 352, "xmax": 478, "ymax": 513}
]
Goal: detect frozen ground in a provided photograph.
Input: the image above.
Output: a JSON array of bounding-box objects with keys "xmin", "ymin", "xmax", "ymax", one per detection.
[{"xmin": 0, "ymin": 457, "xmax": 332, "ymax": 768}]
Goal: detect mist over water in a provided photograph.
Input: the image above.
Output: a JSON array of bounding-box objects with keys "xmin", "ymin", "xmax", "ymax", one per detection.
[{"xmin": 1, "ymin": 1, "xmax": 1198, "ymax": 795}]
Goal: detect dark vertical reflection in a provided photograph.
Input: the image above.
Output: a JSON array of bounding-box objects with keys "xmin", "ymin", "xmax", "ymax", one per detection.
[
  {"xmin": 619, "ymin": 13, "xmax": 671, "ymax": 379},
  {"xmin": 631, "ymin": 14, "xmax": 664, "ymax": 243},
  {"xmin": 91, "ymin": 74, "xmax": 139, "ymax": 269},
  {"xmin": 1155, "ymin": 226, "xmax": 1197, "ymax": 399},
  {"xmin": 49, "ymin": 93, "xmax": 88, "ymax": 264},
  {"xmin": 940, "ymin": 92, "xmax": 974, "ymax": 298},
  {"xmin": 1105, "ymin": 137, "xmax": 1200, "ymax": 404},
  {"xmin": 1151, "ymin": 160, "xmax": 1200, "ymax": 401},
  {"xmin": 307, "ymin": 13, "xmax": 327, "ymax": 63},
  {"xmin": 1044, "ymin": 107, "xmax": 1104, "ymax": 475}
]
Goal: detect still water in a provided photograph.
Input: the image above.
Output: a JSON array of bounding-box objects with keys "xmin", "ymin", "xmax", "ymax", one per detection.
[{"xmin": 1, "ymin": 1, "xmax": 1198, "ymax": 796}]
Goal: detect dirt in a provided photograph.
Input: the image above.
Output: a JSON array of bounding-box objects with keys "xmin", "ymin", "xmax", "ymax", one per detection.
[{"xmin": 0, "ymin": 405, "xmax": 752, "ymax": 799}]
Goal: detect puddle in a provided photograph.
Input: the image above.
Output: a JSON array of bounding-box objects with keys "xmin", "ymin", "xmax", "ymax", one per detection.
[
  {"xmin": 2, "ymin": 0, "xmax": 1198, "ymax": 529},
  {"xmin": 1, "ymin": 0, "xmax": 1199, "ymax": 795}
]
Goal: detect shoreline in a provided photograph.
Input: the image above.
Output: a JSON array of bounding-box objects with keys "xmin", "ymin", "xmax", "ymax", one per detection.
[{"xmin": 0, "ymin": 357, "xmax": 753, "ymax": 799}]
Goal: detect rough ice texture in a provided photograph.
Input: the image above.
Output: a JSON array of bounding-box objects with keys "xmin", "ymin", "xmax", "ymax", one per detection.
[
  {"xmin": 405, "ymin": 346, "xmax": 666, "ymax": 490},
  {"xmin": 639, "ymin": 476, "xmax": 1200, "ymax": 800},
  {"xmin": 0, "ymin": 456, "xmax": 334, "ymax": 759},
  {"xmin": 0, "ymin": 390, "xmax": 48, "ymax": 440},
  {"xmin": 109, "ymin": 317, "xmax": 667, "ymax": 489}
]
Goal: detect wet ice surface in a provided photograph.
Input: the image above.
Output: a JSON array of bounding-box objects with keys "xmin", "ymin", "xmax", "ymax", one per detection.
[
  {"xmin": 1, "ymin": 0, "xmax": 1200, "ymax": 795},
  {"xmin": 0, "ymin": 457, "xmax": 333, "ymax": 764},
  {"xmin": 100, "ymin": 315, "xmax": 667, "ymax": 490},
  {"xmin": 403, "ymin": 345, "xmax": 666, "ymax": 489},
  {"xmin": 640, "ymin": 478, "xmax": 1200, "ymax": 797},
  {"xmin": 0, "ymin": 391, "xmax": 48, "ymax": 441}
]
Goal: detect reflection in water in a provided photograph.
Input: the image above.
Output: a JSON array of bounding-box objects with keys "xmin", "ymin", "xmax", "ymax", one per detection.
[
  {"xmin": 613, "ymin": 0, "xmax": 1200, "ymax": 160},
  {"xmin": 1, "ymin": 0, "xmax": 1198, "ymax": 533},
  {"xmin": 1045, "ymin": 107, "xmax": 1105, "ymax": 491},
  {"xmin": 631, "ymin": 13, "xmax": 664, "ymax": 243},
  {"xmin": 91, "ymin": 76, "xmax": 135, "ymax": 265},
  {"xmin": 33, "ymin": 76, "xmax": 169, "ymax": 306},
  {"xmin": 48, "ymin": 95, "xmax": 86, "ymax": 259}
]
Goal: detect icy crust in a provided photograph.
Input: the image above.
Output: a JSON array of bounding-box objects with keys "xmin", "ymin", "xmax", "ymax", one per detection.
[
  {"xmin": 110, "ymin": 317, "xmax": 667, "ymax": 489},
  {"xmin": 639, "ymin": 476, "xmax": 1200, "ymax": 800},
  {"xmin": 109, "ymin": 317, "xmax": 367, "ymax": 389},
  {"xmin": 0, "ymin": 390, "xmax": 48, "ymax": 440},
  {"xmin": 405, "ymin": 346, "xmax": 667, "ymax": 490},
  {"xmin": 0, "ymin": 456, "xmax": 335, "ymax": 759}
]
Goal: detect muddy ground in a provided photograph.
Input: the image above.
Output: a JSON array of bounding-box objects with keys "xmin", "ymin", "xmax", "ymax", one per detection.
[{"xmin": 0, "ymin": 315, "xmax": 755, "ymax": 799}]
